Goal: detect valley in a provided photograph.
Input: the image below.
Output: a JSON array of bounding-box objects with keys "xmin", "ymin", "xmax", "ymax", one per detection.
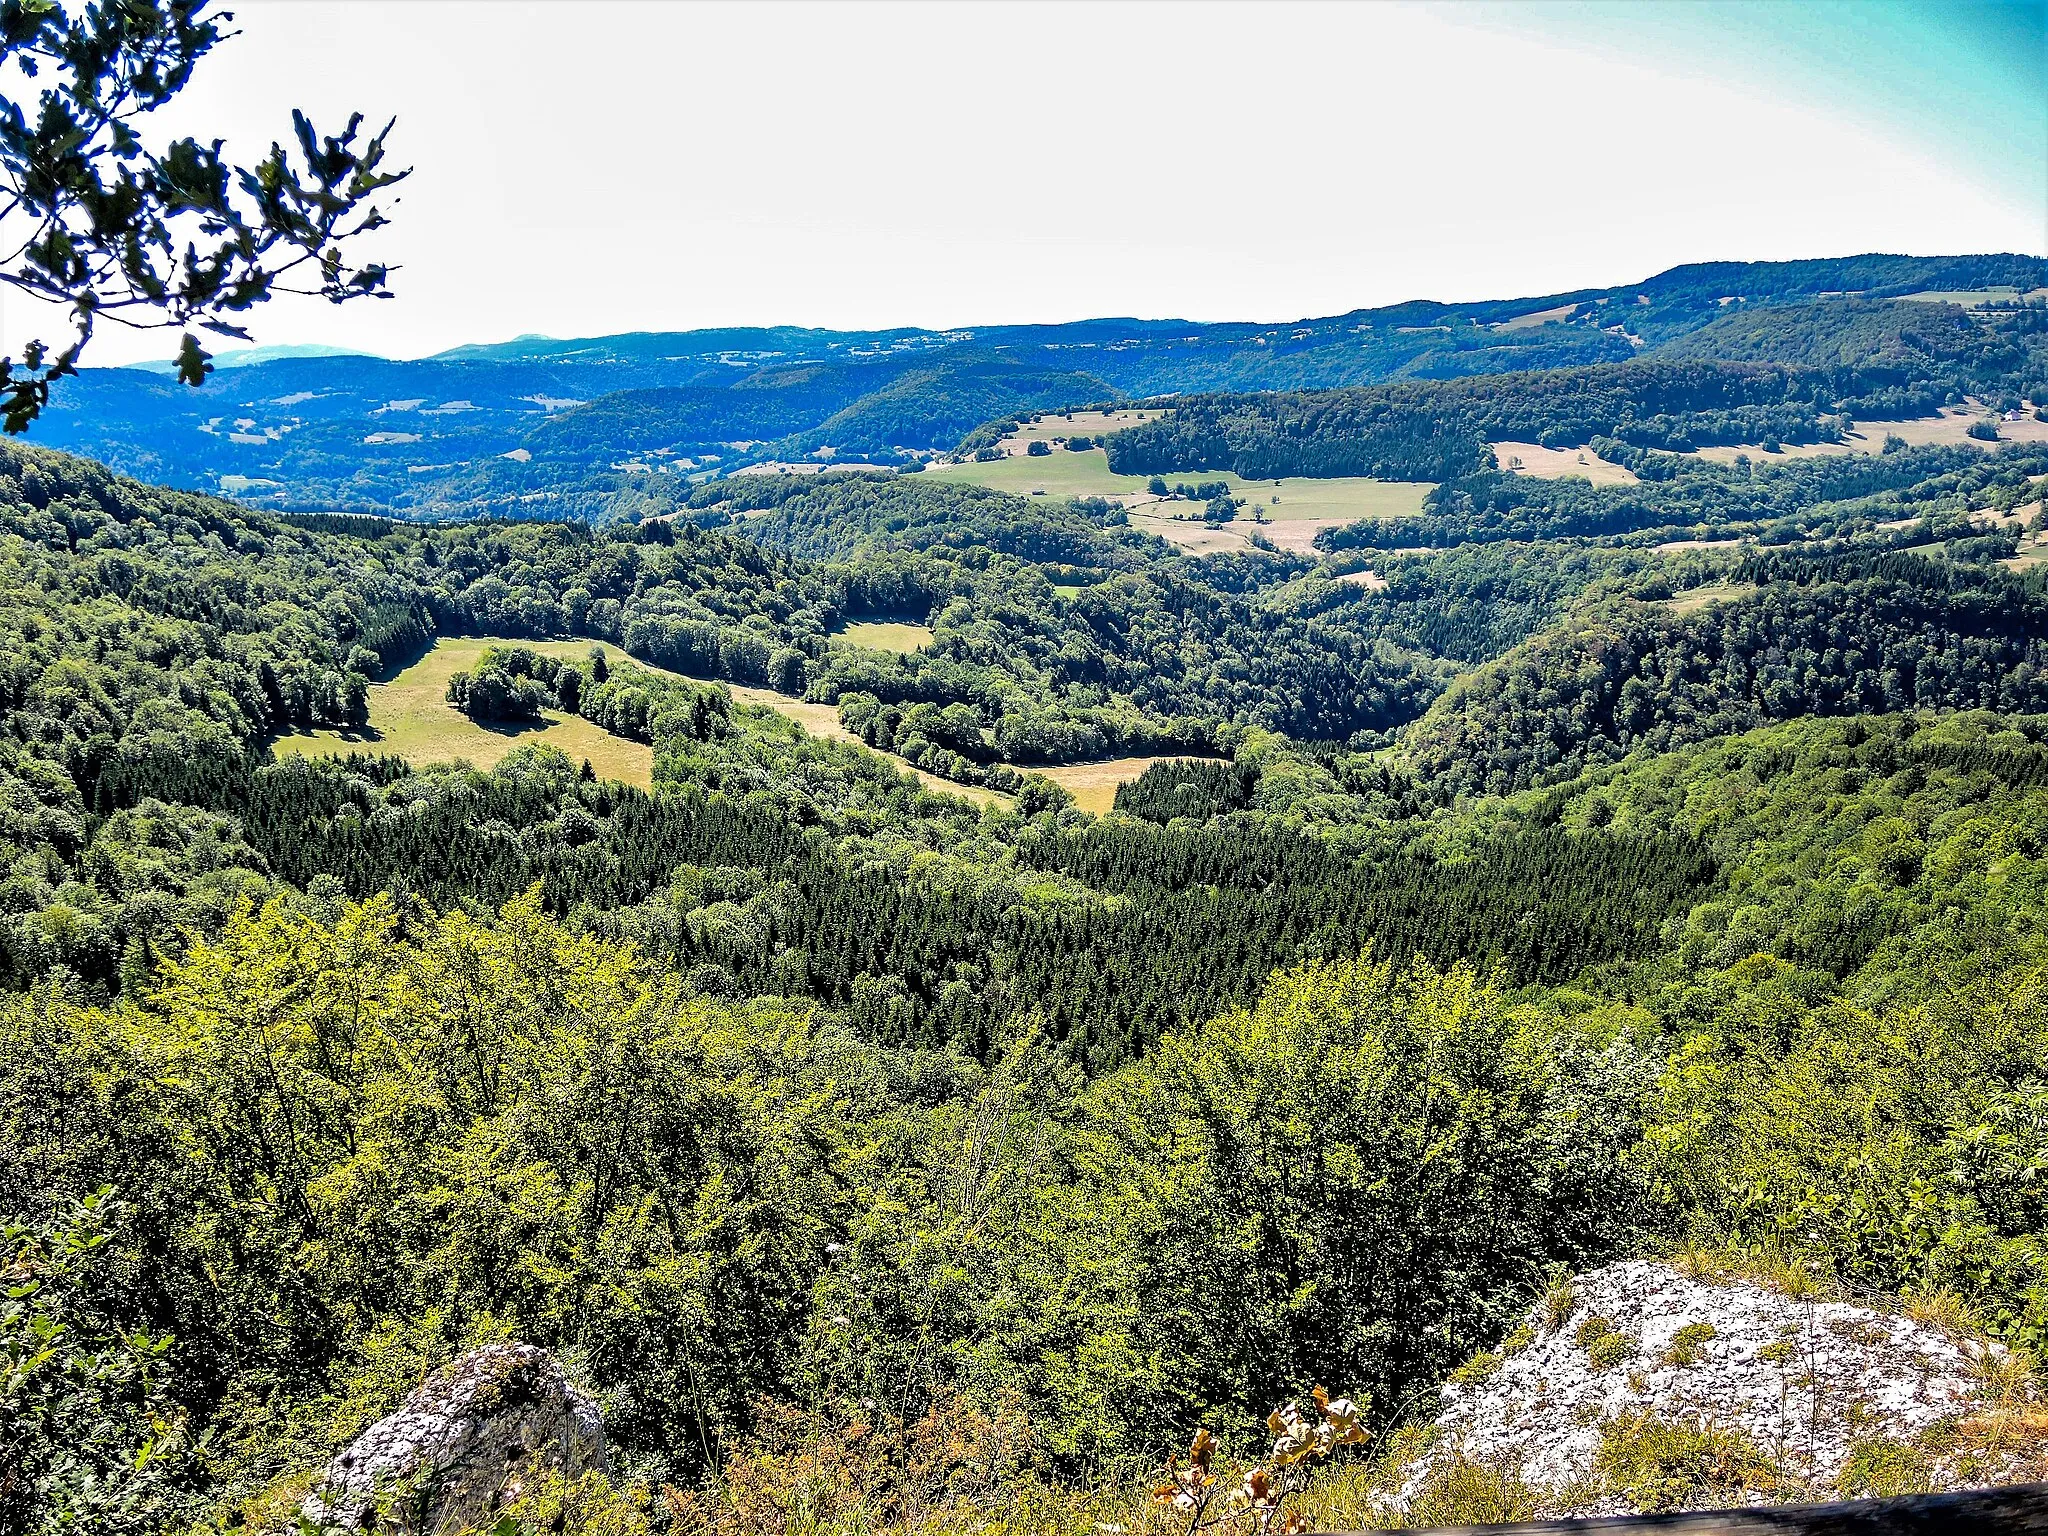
[
  {"xmin": 8, "ymin": 0, "xmax": 2048, "ymax": 1527},
  {"xmin": 8, "ymin": 246, "xmax": 2048, "ymax": 1536}
]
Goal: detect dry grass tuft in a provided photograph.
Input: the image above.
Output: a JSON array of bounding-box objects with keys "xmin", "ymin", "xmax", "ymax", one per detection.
[{"xmin": 1543, "ymin": 1273, "xmax": 1578, "ymax": 1334}]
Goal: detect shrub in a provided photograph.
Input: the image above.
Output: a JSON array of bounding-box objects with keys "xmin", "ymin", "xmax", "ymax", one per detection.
[
  {"xmin": 1450, "ymin": 1348, "xmax": 1504, "ymax": 1386},
  {"xmin": 0, "ymin": 1190, "xmax": 193, "ymax": 1536}
]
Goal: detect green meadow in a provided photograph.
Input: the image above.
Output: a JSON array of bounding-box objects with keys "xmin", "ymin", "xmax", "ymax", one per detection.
[
  {"xmin": 928, "ymin": 446, "xmax": 1430, "ymax": 521},
  {"xmin": 271, "ymin": 637, "xmax": 657, "ymax": 789}
]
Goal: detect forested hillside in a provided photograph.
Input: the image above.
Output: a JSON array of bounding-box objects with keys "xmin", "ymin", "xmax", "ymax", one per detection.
[
  {"xmin": 31, "ymin": 252, "xmax": 2044, "ymax": 521},
  {"xmin": 1103, "ymin": 335, "xmax": 2044, "ymax": 484}
]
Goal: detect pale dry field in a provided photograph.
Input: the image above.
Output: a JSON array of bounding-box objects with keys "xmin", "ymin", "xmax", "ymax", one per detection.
[
  {"xmin": 930, "ymin": 447, "xmax": 1432, "ymax": 525},
  {"xmin": 834, "ymin": 620, "xmax": 934, "ymax": 652},
  {"xmin": 1127, "ymin": 511, "xmax": 1362, "ymax": 556},
  {"xmin": 725, "ymin": 685, "xmax": 1010, "ymax": 808},
  {"xmin": 1659, "ymin": 581, "xmax": 1758, "ymax": 616},
  {"xmin": 2005, "ymin": 542, "xmax": 2048, "ymax": 572},
  {"xmin": 1491, "ymin": 440, "xmax": 1639, "ymax": 485},
  {"xmin": 1334, "ymin": 568, "xmax": 1388, "ymax": 591},
  {"xmin": 1126, "ymin": 514, "xmax": 1245, "ymax": 554},
  {"xmin": 994, "ymin": 409, "xmax": 1167, "ymax": 451},
  {"xmin": 1036, "ymin": 754, "xmax": 1205, "ymax": 816},
  {"xmin": 1250, "ymin": 517, "xmax": 1367, "ymax": 554},
  {"xmin": 1492, "ymin": 303, "xmax": 1577, "ymax": 332},
  {"xmin": 271, "ymin": 637, "xmax": 656, "ymax": 789},
  {"xmin": 1687, "ymin": 402, "xmax": 2048, "ymax": 465}
]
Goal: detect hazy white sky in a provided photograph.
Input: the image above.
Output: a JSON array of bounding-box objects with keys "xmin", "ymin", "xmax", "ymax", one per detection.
[{"xmin": 20, "ymin": 0, "xmax": 2046, "ymax": 364}]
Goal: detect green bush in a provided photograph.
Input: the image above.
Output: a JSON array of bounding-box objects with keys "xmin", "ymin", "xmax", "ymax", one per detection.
[{"xmin": 1, "ymin": 1190, "xmax": 192, "ymax": 1536}]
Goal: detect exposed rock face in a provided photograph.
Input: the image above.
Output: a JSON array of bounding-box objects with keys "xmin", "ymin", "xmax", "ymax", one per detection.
[
  {"xmin": 1404, "ymin": 1259, "xmax": 2001, "ymax": 1511},
  {"xmin": 302, "ymin": 1343, "xmax": 608, "ymax": 1533}
]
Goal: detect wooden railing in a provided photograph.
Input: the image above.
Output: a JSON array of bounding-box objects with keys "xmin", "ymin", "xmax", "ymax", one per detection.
[{"xmin": 1324, "ymin": 1480, "xmax": 2048, "ymax": 1534}]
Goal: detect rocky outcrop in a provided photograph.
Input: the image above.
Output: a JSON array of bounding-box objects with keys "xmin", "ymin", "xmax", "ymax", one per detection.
[
  {"xmin": 1400, "ymin": 1259, "xmax": 2036, "ymax": 1515},
  {"xmin": 302, "ymin": 1343, "xmax": 608, "ymax": 1534}
]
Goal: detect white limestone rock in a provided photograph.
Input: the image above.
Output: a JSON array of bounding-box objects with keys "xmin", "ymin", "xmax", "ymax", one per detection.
[
  {"xmin": 302, "ymin": 1343, "xmax": 608, "ymax": 1533},
  {"xmin": 1404, "ymin": 1258, "xmax": 1995, "ymax": 1507}
]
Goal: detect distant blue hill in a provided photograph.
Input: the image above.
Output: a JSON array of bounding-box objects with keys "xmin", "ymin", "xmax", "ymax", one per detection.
[
  {"xmin": 37, "ymin": 251, "xmax": 2045, "ymax": 521},
  {"xmin": 125, "ymin": 342, "xmax": 382, "ymax": 374}
]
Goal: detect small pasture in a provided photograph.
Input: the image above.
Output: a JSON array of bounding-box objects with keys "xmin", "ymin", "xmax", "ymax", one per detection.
[
  {"xmin": 1128, "ymin": 510, "xmax": 1376, "ymax": 557},
  {"xmin": 993, "ymin": 408, "xmax": 1167, "ymax": 451},
  {"xmin": 930, "ymin": 446, "xmax": 1433, "ymax": 528},
  {"xmin": 1126, "ymin": 514, "xmax": 1250, "ymax": 554},
  {"xmin": 725, "ymin": 685, "xmax": 1010, "ymax": 808},
  {"xmin": 2005, "ymin": 538, "xmax": 2048, "ymax": 573},
  {"xmin": 1334, "ymin": 568, "xmax": 1388, "ymax": 591},
  {"xmin": 1035, "ymin": 755, "xmax": 1207, "ymax": 816},
  {"xmin": 1900, "ymin": 287, "xmax": 2048, "ymax": 307},
  {"xmin": 1204, "ymin": 472, "xmax": 1432, "ymax": 522},
  {"xmin": 926, "ymin": 446, "xmax": 1148, "ymax": 499},
  {"xmin": 270, "ymin": 636, "xmax": 655, "ymax": 789},
  {"xmin": 1493, "ymin": 303, "xmax": 1577, "ymax": 332},
  {"xmin": 1686, "ymin": 402, "xmax": 2048, "ymax": 465},
  {"xmin": 1491, "ymin": 440, "xmax": 1639, "ymax": 485},
  {"xmin": 1654, "ymin": 537, "xmax": 1748, "ymax": 555},
  {"xmin": 1659, "ymin": 581, "xmax": 1757, "ymax": 617},
  {"xmin": 834, "ymin": 620, "xmax": 934, "ymax": 652}
]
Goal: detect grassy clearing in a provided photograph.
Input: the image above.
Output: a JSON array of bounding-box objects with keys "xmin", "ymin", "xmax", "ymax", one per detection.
[
  {"xmin": 725, "ymin": 685, "xmax": 1010, "ymax": 808},
  {"xmin": 930, "ymin": 447, "xmax": 1432, "ymax": 523},
  {"xmin": 278, "ymin": 635, "xmax": 1011, "ymax": 810},
  {"xmin": 1659, "ymin": 581, "xmax": 1758, "ymax": 617},
  {"xmin": 834, "ymin": 620, "xmax": 934, "ymax": 652},
  {"xmin": 1900, "ymin": 287, "xmax": 2048, "ymax": 307},
  {"xmin": 1492, "ymin": 440, "xmax": 1639, "ymax": 486},
  {"xmin": 1036, "ymin": 754, "xmax": 1205, "ymax": 815},
  {"xmin": 1216, "ymin": 472, "xmax": 1433, "ymax": 521},
  {"xmin": 926, "ymin": 446, "xmax": 1152, "ymax": 499},
  {"xmin": 1494, "ymin": 302, "xmax": 1577, "ymax": 332},
  {"xmin": 1128, "ymin": 511, "xmax": 1366, "ymax": 556},
  {"xmin": 1655, "ymin": 537, "xmax": 1748, "ymax": 555},
  {"xmin": 270, "ymin": 636, "xmax": 655, "ymax": 789},
  {"xmin": 1335, "ymin": 568, "xmax": 1388, "ymax": 591},
  {"xmin": 996, "ymin": 408, "xmax": 1167, "ymax": 448},
  {"xmin": 1126, "ymin": 514, "xmax": 1249, "ymax": 554},
  {"xmin": 1687, "ymin": 401, "xmax": 2048, "ymax": 465}
]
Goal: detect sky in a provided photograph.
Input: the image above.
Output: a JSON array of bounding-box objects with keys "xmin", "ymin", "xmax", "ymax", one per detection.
[{"xmin": 12, "ymin": 0, "xmax": 2044, "ymax": 365}]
